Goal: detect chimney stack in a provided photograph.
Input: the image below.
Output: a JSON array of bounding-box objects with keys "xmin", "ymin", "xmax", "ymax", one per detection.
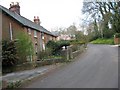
[
  {"xmin": 34, "ymin": 16, "xmax": 41, "ymax": 25},
  {"xmin": 9, "ymin": 2, "xmax": 20, "ymax": 15}
]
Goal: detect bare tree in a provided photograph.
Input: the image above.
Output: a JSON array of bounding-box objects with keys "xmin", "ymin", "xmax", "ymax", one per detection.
[{"xmin": 82, "ymin": 1, "xmax": 120, "ymax": 38}]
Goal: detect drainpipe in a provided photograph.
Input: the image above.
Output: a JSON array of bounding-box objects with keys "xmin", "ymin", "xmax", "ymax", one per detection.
[{"xmin": 9, "ymin": 23, "xmax": 13, "ymax": 40}]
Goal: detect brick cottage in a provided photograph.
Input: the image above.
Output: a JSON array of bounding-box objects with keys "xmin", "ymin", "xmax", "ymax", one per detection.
[{"xmin": 0, "ymin": 2, "xmax": 57, "ymax": 61}]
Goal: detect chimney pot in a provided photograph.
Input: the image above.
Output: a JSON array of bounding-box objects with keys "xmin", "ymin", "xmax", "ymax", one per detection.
[
  {"xmin": 16, "ymin": 2, "xmax": 19, "ymax": 5},
  {"xmin": 37, "ymin": 16, "xmax": 39, "ymax": 19},
  {"xmin": 11, "ymin": 2, "xmax": 14, "ymax": 5},
  {"xmin": 9, "ymin": 2, "xmax": 20, "ymax": 15},
  {"xmin": 34, "ymin": 16, "xmax": 41, "ymax": 25}
]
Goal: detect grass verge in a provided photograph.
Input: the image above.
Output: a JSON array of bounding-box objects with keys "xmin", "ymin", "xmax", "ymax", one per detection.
[{"xmin": 90, "ymin": 38, "xmax": 114, "ymax": 45}]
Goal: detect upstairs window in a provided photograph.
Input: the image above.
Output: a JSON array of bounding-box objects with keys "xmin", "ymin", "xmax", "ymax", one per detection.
[
  {"xmin": 28, "ymin": 28, "xmax": 31, "ymax": 35},
  {"xmin": 34, "ymin": 30, "xmax": 37, "ymax": 38},
  {"xmin": 50, "ymin": 36, "xmax": 52, "ymax": 40},
  {"xmin": 41, "ymin": 32, "xmax": 44, "ymax": 39}
]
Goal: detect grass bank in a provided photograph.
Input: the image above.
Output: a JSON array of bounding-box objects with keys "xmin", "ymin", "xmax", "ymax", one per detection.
[{"xmin": 90, "ymin": 38, "xmax": 114, "ymax": 45}]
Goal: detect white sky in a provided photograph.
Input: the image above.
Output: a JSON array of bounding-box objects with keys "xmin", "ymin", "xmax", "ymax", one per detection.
[{"xmin": 0, "ymin": 0, "xmax": 83, "ymax": 31}]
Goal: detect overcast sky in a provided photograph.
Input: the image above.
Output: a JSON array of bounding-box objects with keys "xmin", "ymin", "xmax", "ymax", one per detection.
[{"xmin": 0, "ymin": 0, "xmax": 83, "ymax": 31}]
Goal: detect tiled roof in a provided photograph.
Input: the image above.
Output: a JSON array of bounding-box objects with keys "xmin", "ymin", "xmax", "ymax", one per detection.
[{"xmin": 0, "ymin": 5, "xmax": 57, "ymax": 37}]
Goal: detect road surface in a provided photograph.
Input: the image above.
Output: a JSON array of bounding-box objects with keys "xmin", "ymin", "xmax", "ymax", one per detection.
[{"xmin": 25, "ymin": 44, "xmax": 118, "ymax": 88}]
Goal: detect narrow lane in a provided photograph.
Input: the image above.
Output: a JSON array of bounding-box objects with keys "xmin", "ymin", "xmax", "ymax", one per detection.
[{"xmin": 26, "ymin": 44, "xmax": 118, "ymax": 88}]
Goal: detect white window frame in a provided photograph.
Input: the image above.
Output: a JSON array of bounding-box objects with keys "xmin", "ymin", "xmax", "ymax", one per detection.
[
  {"xmin": 28, "ymin": 28, "xmax": 31, "ymax": 35},
  {"xmin": 34, "ymin": 30, "xmax": 37, "ymax": 38},
  {"xmin": 42, "ymin": 41, "xmax": 45, "ymax": 50},
  {"xmin": 50, "ymin": 36, "xmax": 52, "ymax": 40},
  {"xmin": 41, "ymin": 33, "xmax": 44, "ymax": 39}
]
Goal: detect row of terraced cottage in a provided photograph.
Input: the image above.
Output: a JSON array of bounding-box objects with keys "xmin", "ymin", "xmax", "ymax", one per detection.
[{"xmin": 0, "ymin": 2, "xmax": 58, "ymax": 61}]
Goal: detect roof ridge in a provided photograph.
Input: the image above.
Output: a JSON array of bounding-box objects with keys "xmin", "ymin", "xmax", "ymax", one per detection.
[{"xmin": 0, "ymin": 5, "xmax": 57, "ymax": 36}]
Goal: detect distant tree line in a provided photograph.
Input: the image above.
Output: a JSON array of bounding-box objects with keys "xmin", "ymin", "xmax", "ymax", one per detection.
[{"xmin": 82, "ymin": 1, "xmax": 120, "ymax": 40}]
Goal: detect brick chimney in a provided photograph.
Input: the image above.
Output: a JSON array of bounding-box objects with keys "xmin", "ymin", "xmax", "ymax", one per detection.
[
  {"xmin": 34, "ymin": 16, "xmax": 41, "ymax": 25},
  {"xmin": 9, "ymin": 2, "xmax": 20, "ymax": 15}
]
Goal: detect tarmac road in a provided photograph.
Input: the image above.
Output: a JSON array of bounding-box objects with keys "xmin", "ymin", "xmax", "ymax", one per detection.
[{"xmin": 25, "ymin": 44, "xmax": 118, "ymax": 88}]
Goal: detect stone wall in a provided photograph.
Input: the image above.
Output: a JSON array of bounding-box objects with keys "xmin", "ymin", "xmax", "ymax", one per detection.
[
  {"xmin": 3, "ymin": 44, "xmax": 86, "ymax": 75},
  {"xmin": 61, "ymin": 44, "xmax": 86, "ymax": 61},
  {"xmin": 2, "ymin": 58, "xmax": 63, "ymax": 74}
]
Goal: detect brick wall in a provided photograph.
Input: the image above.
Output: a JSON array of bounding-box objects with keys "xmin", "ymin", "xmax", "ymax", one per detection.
[
  {"xmin": 2, "ymin": 12, "xmax": 57, "ymax": 61},
  {"xmin": 114, "ymin": 37, "xmax": 120, "ymax": 44},
  {"xmin": 2, "ymin": 12, "xmax": 24, "ymax": 40}
]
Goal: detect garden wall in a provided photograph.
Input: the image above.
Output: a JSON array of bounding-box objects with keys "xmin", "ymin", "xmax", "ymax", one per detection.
[
  {"xmin": 61, "ymin": 44, "xmax": 86, "ymax": 61},
  {"xmin": 3, "ymin": 58, "xmax": 63, "ymax": 74},
  {"xmin": 3, "ymin": 44, "xmax": 86, "ymax": 74}
]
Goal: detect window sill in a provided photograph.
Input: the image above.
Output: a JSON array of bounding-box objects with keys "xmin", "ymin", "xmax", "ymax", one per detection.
[
  {"xmin": 28, "ymin": 33, "xmax": 31, "ymax": 35},
  {"xmin": 34, "ymin": 36, "xmax": 37, "ymax": 38},
  {"xmin": 35, "ymin": 42, "xmax": 37, "ymax": 45}
]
